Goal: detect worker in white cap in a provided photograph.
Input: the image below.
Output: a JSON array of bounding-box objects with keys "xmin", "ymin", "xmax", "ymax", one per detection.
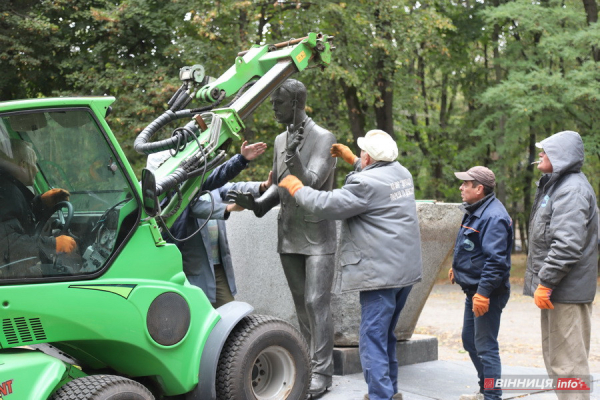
[{"xmin": 279, "ymin": 129, "xmax": 423, "ymax": 400}]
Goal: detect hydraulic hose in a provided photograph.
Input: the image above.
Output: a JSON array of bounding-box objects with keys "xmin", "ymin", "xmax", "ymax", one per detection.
[
  {"xmin": 134, "ymin": 91, "xmax": 225, "ymax": 156},
  {"xmin": 134, "ymin": 110, "xmax": 195, "ymax": 155},
  {"xmin": 155, "ymin": 167, "xmax": 189, "ymax": 197},
  {"xmin": 153, "ymin": 115, "xmax": 224, "ymax": 196}
]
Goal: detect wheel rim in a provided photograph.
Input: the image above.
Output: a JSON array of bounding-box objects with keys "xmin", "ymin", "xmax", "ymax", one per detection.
[{"xmin": 251, "ymin": 345, "xmax": 296, "ymax": 399}]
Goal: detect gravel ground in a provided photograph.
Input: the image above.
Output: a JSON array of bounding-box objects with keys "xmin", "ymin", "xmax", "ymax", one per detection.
[{"xmin": 415, "ymin": 282, "xmax": 600, "ymax": 373}]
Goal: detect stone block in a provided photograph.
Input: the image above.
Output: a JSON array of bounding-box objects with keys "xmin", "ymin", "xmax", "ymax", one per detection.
[
  {"xmin": 227, "ymin": 202, "xmax": 462, "ymax": 346},
  {"xmin": 333, "ymin": 334, "xmax": 438, "ymax": 375}
]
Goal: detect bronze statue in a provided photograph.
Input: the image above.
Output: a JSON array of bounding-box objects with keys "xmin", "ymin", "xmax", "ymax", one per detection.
[{"xmin": 228, "ymin": 79, "xmax": 337, "ymax": 396}]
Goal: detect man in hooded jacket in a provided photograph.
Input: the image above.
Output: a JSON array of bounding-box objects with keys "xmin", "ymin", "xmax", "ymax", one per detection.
[{"xmin": 525, "ymin": 130, "xmax": 598, "ymax": 399}]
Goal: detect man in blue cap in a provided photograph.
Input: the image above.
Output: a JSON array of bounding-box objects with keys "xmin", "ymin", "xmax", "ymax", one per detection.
[{"xmin": 449, "ymin": 165, "xmax": 512, "ymax": 400}]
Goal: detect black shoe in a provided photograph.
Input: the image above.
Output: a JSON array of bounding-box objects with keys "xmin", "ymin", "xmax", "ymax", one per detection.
[{"xmin": 308, "ymin": 373, "xmax": 332, "ymax": 396}]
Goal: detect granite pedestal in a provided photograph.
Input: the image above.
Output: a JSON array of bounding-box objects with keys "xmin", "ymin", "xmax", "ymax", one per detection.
[{"xmin": 226, "ymin": 202, "xmax": 462, "ymax": 374}]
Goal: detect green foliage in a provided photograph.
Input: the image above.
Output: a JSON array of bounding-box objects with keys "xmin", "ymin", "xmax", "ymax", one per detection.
[
  {"xmin": 474, "ymin": 0, "xmax": 600, "ymax": 245},
  {"xmin": 2, "ymin": 0, "xmax": 598, "ymax": 221}
]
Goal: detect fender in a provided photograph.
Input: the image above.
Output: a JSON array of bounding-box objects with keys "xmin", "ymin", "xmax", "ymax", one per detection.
[
  {"xmin": 0, "ymin": 349, "xmax": 66, "ymax": 400},
  {"xmin": 185, "ymin": 301, "xmax": 253, "ymax": 400}
]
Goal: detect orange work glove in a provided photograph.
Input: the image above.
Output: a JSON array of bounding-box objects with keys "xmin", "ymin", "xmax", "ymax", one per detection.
[
  {"xmin": 534, "ymin": 284, "xmax": 554, "ymax": 309},
  {"xmin": 41, "ymin": 188, "xmax": 70, "ymax": 208},
  {"xmin": 472, "ymin": 293, "xmax": 490, "ymax": 317},
  {"xmin": 56, "ymin": 235, "xmax": 76, "ymax": 254},
  {"xmin": 330, "ymin": 144, "xmax": 357, "ymax": 165},
  {"xmin": 448, "ymin": 268, "xmax": 455, "ymax": 284},
  {"xmin": 279, "ymin": 175, "xmax": 304, "ymax": 196}
]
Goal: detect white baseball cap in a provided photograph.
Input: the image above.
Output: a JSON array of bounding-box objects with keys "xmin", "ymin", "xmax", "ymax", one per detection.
[{"xmin": 357, "ymin": 129, "xmax": 398, "ymax": 162}]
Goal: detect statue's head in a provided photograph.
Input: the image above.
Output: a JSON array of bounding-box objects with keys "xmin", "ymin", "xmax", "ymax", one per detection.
[{"xmin": 270, "ymin": 79, "xmax": 307, "ymax": 125}]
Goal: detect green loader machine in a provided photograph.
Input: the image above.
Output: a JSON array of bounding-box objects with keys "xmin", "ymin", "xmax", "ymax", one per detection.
[{"xmin": 0, "ymin": 33, "xmax": 334, "ymax": 400}]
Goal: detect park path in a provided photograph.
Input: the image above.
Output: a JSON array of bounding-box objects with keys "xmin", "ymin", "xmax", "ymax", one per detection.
[{"xmin": 415, "ymin": 282, "xmax": 600, "ymax": 373}]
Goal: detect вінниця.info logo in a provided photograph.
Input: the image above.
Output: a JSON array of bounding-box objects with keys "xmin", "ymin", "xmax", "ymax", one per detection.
[{"xmin": 484, "ymin": 375, "xmax": 592, "ymax": 393}]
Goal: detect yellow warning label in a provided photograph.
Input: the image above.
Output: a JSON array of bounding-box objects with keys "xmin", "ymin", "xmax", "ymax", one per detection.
[{"xmin": 296, "ymin": 51, "xmax": 306, "ymax": 63}]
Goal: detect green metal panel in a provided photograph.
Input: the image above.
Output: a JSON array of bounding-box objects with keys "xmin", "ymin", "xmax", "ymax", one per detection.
[
  {"xmin": 0, "ymin": 349, "xmax": 66, "ymax": 400},
  {"xmin": 0, "ymin": 279, "xmax": 219, "ymax": 395},
  {"xmin": 0, "ymin": 223, "xmax": 219, "ymax": 394}
]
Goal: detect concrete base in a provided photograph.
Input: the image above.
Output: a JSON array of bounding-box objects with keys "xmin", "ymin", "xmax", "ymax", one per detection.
[
  {"xmin": 319, "ymin": 361, "xmax": 600, "ymax": 400},
  {"xmin": 227, "ymin": 202, "xmax": 462, "ymax": 346},
  {"xmin": 332, "ymin": 334, "xmax": 438, "ymax": 376}
]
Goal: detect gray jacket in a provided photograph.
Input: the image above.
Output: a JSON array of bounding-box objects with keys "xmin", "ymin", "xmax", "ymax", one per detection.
[
  {"xmin": 524, "ymin": 131, "xmax": 598, "ymax": 303},
  {"xmin": 295, "ymin": 161, "xmax": 423, "ymax": 293},
  {"xmin": 181, "ymin": 181, "xmax": 260, "ymax": 303}
]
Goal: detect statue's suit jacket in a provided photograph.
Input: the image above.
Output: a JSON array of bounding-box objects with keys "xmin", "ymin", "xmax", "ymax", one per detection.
[{"xmin": 255, "ymin": 117, "xmax": 337, "ymax": 255}]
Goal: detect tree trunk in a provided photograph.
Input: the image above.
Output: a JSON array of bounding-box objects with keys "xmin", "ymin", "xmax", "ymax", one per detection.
[
  {"xmin": 582, "ymin": 0, "xmax": 600, "ymax": 61},
  {"xmin": 407, "ymin": 54, "xmax": 430, "ymax": 167},
  {"xmin": 339, "ymin": 79, "xmax": 366, "ymax": 154},
  {"xmin": 439, "ymin": 73, "xmax": 448, "ymax": 131},
  {"xmin": 373, "ymin": 5, "xmax": 396, "ymax": 139},
  {"xmin": 418, "ymin": 50, "xmax": 430, "ymax": 128},
  {"xmin": 434, "ymin": 73, "xmax": 450, "ymax": 200},
  {"xmin": 492, "ymin": 0, "xmax": 508, "ymax": 204},
  {"xmin": 523, "ymin": 120, "xmax": 537, "ymax": 250},
  {"xmin": 238, "ymin": 9, "xmax": 248, "ymax": 45},
  {"xmin": 374, "ymin": 60, "xmax": 395, "ymax": 139}
]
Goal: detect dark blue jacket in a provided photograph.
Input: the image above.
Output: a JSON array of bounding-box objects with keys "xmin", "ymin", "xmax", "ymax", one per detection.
[
  {"xmin": 201, "ymin": 154, "xmax": 250, "ymax": 192},
  {"xmin": 169, "ymin": 154, "xmax": 248, "ymax": 240},
  {"xmin": 166, "ymin": 153, "xmax": 257, "ymax": 302},
  {"xmin": 177, "ymin": 181, "xmax": 260, "ymax": 302},
  {"xmin": 452, "ymin": 193, "xmax": 513, "ymax": 297}
]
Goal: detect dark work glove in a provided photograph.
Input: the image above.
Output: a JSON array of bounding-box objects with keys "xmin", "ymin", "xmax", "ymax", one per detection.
[{"xmin": 226, "ymin": 190, "xmax": 256, "ymax": 211}]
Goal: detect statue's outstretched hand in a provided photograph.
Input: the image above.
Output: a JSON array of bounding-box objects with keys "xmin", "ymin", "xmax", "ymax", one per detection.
[{"xmin": 226, "ymin": 190, "xmax": 256, "ymax": 211}]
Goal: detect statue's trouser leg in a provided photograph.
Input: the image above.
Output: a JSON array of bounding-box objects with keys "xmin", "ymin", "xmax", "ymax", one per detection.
[{"xmin": 280, "ymin": 253, "xmax": 334, "ymax": 377}]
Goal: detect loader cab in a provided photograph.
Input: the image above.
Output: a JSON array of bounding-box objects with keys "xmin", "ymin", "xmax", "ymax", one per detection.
[{"xmin": 0, "ymin": 106, "xmax": 140, "ymax": 282}]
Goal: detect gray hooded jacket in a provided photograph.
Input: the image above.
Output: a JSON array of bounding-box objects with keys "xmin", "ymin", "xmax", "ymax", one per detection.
[{"xmin": 524, "ymin": 130, "xmax": 598, "ymax": 303}]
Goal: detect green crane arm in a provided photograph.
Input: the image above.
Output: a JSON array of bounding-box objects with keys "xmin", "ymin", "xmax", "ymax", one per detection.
[{"xmin": 136, "ymin": 32, "xmax": 334, "ymax": 229}]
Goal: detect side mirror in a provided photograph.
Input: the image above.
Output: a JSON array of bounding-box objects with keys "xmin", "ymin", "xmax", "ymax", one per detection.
[{"xmin": 141, "ymin": 168, "xmax": 158, "ymax": 217}]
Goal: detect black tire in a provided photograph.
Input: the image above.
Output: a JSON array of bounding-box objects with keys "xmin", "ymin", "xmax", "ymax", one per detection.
[
  {"xmin": 216, "ymin": 314, "xmax": 311, "ymax": 400},
  {"xmin": 51, "ymin": 375, "xmax": 154, "ymax": 400}
]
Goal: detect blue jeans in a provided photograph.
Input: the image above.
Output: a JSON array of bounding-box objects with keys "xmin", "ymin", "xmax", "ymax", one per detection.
[
  {"xmin": 462, "ymin": 291, "xmax": 510, "ymax": 400},
  {"xmin": 359, "ymin": 286, "xmax": 412, "ymax": 400}
]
